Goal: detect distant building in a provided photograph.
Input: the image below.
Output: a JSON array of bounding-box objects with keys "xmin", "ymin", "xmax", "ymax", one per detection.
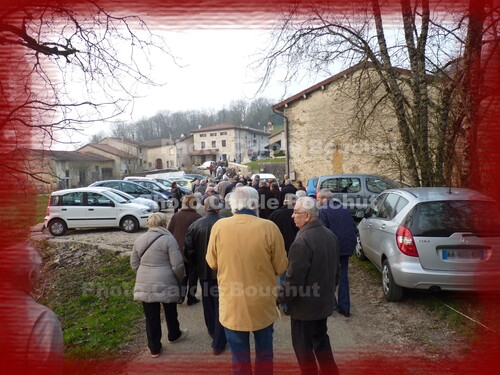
[{"xmin": 190, "ymin": 124, "xmax": 270, "ymax": 165}]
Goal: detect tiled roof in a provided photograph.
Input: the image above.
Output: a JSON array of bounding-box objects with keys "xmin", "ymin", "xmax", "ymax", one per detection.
[
  {"xmin": 78, "ymin": 144, "xmax": 138, "ymax": 159},
  {"xmin": 26, "ymin": 149, "xmax": 113, "ymax": 162},
  {"xmin": 272, "ymin": 61, "xmax": 415, "ymax": 111},
  {"xmin": 100, "ymin": 137, "xmax": 148, "ymax": 147},
  {"xmin": 191, "ymin": 124, "xmax": 270, "ymax": 136},
  {"xmin": 142, "ymin": 138, "xmax": 175, "ymax": 147}
]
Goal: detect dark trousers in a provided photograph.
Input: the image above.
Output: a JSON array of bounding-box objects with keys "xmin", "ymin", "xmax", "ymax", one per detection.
[
  {"xmin": 336, "ymin": 256, "xmax": 350, "ymax": 313},
  {"xmin": 200, "ymin": 278, "xmax": 227, "ymax": 350},
  {"xmin": 142, "ymin": 302, "xmax": 181, "ymax": 354},
  {"xmin": 291, "ymin": 318, "xmax": 339, "ymax": 375},
  {"xmin": 180, "ymin": 261, "xmax": 199, "ymax": 303}
]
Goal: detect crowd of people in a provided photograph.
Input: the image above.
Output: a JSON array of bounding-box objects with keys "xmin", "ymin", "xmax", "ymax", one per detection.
[{"xmin": 130, "ymin": 171, "xmax": 358, "ymax": 374}]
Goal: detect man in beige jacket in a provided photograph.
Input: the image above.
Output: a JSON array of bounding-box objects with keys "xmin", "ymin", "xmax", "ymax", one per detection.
[{"xmin": 206, "ymin": 186, "xmax": 288, "ymax": 375}]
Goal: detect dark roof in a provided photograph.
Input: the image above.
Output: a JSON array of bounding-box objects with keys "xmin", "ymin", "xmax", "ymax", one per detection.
[
  {"xmin": 191, "ymin": 123, "xmax": 270, "ymax": 136},
  {"xmin": 272, "ymin": 61, "xmax": 414, "ymax": 111},
  {"xmin": 26, "ymin": 149, "xmax": 113, "ymax": 162},
  {"xmin": 78, "ymin": 144, "xmax": 138, "ymax": 159}
]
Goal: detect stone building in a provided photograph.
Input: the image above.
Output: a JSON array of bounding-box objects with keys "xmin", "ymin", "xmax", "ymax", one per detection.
[
  {"xmin": 190, "ymin": 124, "xmax": 270, "ymax": 165},
  {"xmin": 272, "ymin": 62, "xmax": 407, "ymax": 183}
]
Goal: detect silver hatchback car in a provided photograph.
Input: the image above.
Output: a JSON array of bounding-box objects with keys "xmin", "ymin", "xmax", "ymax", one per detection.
[{"xmin": 356, "ymin": 188, "xmax": 500, "ymax": 301}]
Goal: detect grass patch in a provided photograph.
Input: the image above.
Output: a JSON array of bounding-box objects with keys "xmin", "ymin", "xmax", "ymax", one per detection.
[
  {"xmin": 39, "ymin": 249, "xmax": 142, "ymax": 359},
  {"xmin": 245, "ymin": 157, "xmax": 286, "ymax": 170}
]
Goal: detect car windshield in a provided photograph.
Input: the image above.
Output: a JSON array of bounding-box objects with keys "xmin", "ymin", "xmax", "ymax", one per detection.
[
  {"xmin": 103, "ymin": 190, "xmax": 129, "ymax": 204},
  {"xmin": 407, "ymin": 200, "xmax": 500, "ymax": 237}
]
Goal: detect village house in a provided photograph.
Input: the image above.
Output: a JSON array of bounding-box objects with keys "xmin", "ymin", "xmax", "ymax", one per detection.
[
  {"xmin": 22, "ymin": 149, "xmax": 114, "ymax": 193},
  {"xmin": 190, "ymin": 124, "xmax": 270, "ymax": 165},
  {"xmin": 272, "ymin": 62, "xmax": 406, "ymax": 183}
]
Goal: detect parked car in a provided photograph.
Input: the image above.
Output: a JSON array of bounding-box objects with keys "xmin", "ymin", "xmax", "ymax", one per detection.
[
  {"xmin": 316, "ymin": 174, "xmax": 398, "ymax": 216},
  {"xmin": 306, "ymin": 177, "xmax": 319, "ymax": 198},
  {"xmin": 251, "ymin": 173, "xmax": 280, "ymax": 187},
  {"xmin": 184, "ymin": 173, "xmax": 206, "ymax": 182},
  {"xmin": 89, "ymin": 180, "xmax": 169, "ymax": 210},
  {"xmin": 197, "ymin": 161, "xmax": 216, "ymax": 170},
  {"xmin": 44, "ymin": 187, "xmax": 152, "ymax": 236},
  {"xmin": 356, "ymin": 187, "xmax": 500, "ymax": 301},
  {"xmin": 106, "ymin": 188, "xmax": 159, "ymax": 212}
]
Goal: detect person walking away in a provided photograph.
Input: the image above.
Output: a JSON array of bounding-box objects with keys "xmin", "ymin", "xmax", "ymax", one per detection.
[
  {"xmin": 316, "ymin": 189, "xmax": 357, "ymax": 317},
  {"xmin": 269, "ymin": 193, "xmax": 299, "ymax": 314},
  {"xmin": 168, "ymin": 195, "xmax": 202, "ymax": 305},
  {"xmin": 131, "ymin": 213, "xmax": 189, "ymax": 358},
  {"xmin": 171, "ymin": 181, "xmax": 182, "ymax": 213},
  {"xmin": 278, "ymin": 197, "xmax": 340, "ymax": 374},
  {"xmin": 206, "ymin": 187, "xmax": 288, "ymax": 375},
  {"xmin": 279, "ymin": 179, "xmax": 298, "ymax": 207},
  {"xmin": 257, "ymin": 180, "xmax": 276, "ymax": 219},
  {"xmin": 185, "ymin": 196, "xmax": 227, "ymax": 355}
]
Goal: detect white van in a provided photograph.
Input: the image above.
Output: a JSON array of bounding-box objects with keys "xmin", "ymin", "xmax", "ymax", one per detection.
[{"xmin": 251, "ymin": 173, "xmax": 280, "ymax": 187}]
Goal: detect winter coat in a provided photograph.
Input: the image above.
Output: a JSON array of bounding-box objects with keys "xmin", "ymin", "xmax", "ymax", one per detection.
[
  {"xmin": 131, "ymin": 227, "xmax": 185, "ymax": 303},
  {"xmin": 167, "ymin": 208, "xmax": 202, "ymax": 253},
  {"xmin": 280, "ymin": 220, "xmax": 340, "ymax": 321},
  {"xmin": 319, "ymin": 199, "xmax": 357, "ymax": 257},
  {"xmin": 184, "ymin": 211, "xmax": 222, "ymax": 280}
]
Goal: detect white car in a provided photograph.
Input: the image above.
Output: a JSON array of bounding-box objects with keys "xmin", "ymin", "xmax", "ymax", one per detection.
[
  {"xmin": 106, "ymin": 188, "xmax": 159, "ymax": 212},
  {"xmin": 197, "ymin": 161, "xmax": 216, "ymax": 170},
  {"xmin": 44, "ymin": 187, "xmax": 152, "ymax": 236}
]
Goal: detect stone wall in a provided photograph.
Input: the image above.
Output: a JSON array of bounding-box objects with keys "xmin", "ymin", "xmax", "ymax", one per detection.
[{"xmin": 284, "ymin": 68, "xmax": 408, "ymax": 183}]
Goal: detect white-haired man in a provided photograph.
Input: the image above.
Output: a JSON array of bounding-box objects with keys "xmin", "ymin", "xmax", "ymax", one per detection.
[
  {"xmin": 206, "ymin": 186, "xmax": 288, "ymax": 375},
  {"xmin": 279, "ymin": 197, "xmax": 340, "ymax": 374}
]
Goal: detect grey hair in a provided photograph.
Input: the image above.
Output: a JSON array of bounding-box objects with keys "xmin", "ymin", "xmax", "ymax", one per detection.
[
  {"xmin": 147, "ymin": 212, "xmax": 168, "ymax": 228},
  {"xmin": 296, "ymin": 190, "xmax": 307, "ymax": 197},
  {"xmin": 205, "ymin": 196, "xmax": 222, "ymax": 211},
  {"xmin": 317, "ymin": 189, "xmax": 333, "ymax": 200},
  {"xmin": 228, "ymin": 186, "xmax": 259, "ymax": 214},
  {"xmin": 283, "ymin": 193, "xmax": 298, "ymax": 206},
  {"xmin": 296, "ymin": 197, "xmax": 319, "ymax": 218},
  {"xmin": 285, "ymin": 179, "xmax": 292, "ymax": 185}
]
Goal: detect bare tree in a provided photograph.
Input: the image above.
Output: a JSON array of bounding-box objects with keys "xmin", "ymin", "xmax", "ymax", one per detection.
[
  {"xmin": 1, "ymin": 1, "xmax": 172, "ymax": 153},
  {"xmin": 259, "ymin": 0, "xmax": 498, "ymax": 187}
]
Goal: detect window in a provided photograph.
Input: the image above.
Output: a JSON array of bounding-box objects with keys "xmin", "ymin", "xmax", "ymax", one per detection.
[
  {"xmin": 58, "ymin": 192, "xmax": 83, "ymax": 206},
  {"xmin": 221, "ymin": 140, "xmax": 226, "ymax": 147},
  {"xmin": 87, "ymin": 192, "xmax": 113, "ymax": 207},
  {"xmin": 220, "ymin": 131, "xmax": 227, "ymax": 135},
  {"xmin": 201, "ymin": 141, "xmax": 206, "ymax": 149},
  {"xmin": 366, "ymin": 177, "xmax": 397, "ymax": 193},
  {"xmin": 200, "ymin": 134, "xmax": 207, "ymax": 137},
  {"xmin": 378, "ymin": 194, "xmax": 402, "ymax": 220},
  {"xmin": 365, "ymin": 194, "xmax": 387, "ymax": 218},
  {"xmin": 210, "ymin": 132, "xmax": 217, "ymax": 136},
  {"xmin": 212, "ymin": 141, "xmax": 216, "ymax": 148}
]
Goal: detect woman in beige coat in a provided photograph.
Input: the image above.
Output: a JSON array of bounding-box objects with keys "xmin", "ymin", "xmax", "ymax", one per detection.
[{"xmin": 131, "ymin": 212, "xmax": 189, "ymax": 358}]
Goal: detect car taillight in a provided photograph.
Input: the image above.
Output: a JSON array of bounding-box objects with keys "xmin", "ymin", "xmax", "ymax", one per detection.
[{"xmin": 396, "ymin": 225, "xmax": 419, "ymax": 257}]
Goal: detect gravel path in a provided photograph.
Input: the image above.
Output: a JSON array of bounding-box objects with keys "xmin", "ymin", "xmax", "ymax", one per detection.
[{"xmin": 31, "ymin": 214, "xmax": 471, "ymax": 373}]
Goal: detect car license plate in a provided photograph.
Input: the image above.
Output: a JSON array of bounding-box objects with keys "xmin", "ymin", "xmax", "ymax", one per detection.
[{"xmin": 441, "ymin": 249, "xmax": 484, "ymax": 260}]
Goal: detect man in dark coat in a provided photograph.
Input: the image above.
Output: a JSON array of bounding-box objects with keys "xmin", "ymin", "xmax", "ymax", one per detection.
[
  {"xmin": 279, "ymin": 196, "xmax": 340, "ymax": 374},
  {"xmin": 168, "ymin": 195, "xmax": 202, "ymax": 305},
  {"xmin": 185, "ymin": 196, "xmax": 227, "ymax": 355},
  {"xmin": 316, "ymin": 189, "xmax": 358, "ymax": 318},
  {"xmin": 279, "ymin": 179, "xmax": 297, "ymax": 207},
  {"xmin": 257, "ymin": 181, "xmax": 276, "ymax": 219}
]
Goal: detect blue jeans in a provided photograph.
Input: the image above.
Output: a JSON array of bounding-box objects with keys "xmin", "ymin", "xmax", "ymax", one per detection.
[{"xmin": 224, "ymin": 324, "xmax": 274, "ymax": 375}]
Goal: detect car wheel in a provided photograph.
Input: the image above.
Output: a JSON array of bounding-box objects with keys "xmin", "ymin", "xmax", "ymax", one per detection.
[
  {"xmin": 120, "ymin": 216, "xmax": 139, "ymax": 233},
  {"xmin": 48, "ymin": 218, "xmax": 67, "ymax": 236},
  {"xmin": 355, "ymin": 235, "xmax": 366, "ymax": 260},
  {"xmin": 382, "ymin": 259, "xmax": 404, "ymax": 302}
]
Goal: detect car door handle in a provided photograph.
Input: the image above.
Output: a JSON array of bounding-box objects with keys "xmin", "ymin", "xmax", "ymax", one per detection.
[
  {"xmin": 367, "ymin": 223, "xmax": 372, "ymax": 227},
  {"xmin": 61, "ymin": 209, "xmax": 67, "ymax": 211},
  {"xmin": 88, "ymin": 208, "xmax": 94, "ymax": 211},
  {"xmin": 380, "ymin": 224, "xmax": 386, "ymax": 229}
]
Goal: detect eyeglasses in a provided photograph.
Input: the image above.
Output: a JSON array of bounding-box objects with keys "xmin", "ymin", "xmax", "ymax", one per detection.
[{"xmin": 293, "ymin": 211, "xmax": 308, "ymax": 215}]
